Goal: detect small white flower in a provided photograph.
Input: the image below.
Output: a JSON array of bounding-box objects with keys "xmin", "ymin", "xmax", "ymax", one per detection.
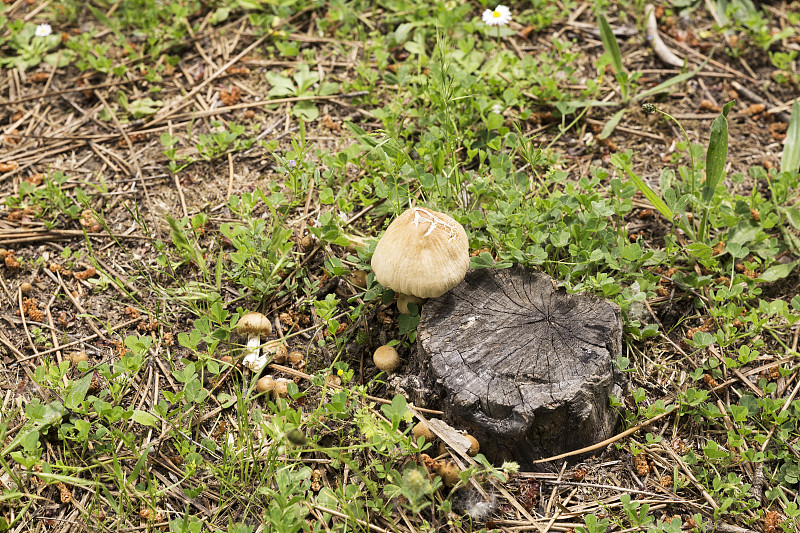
[
  {"xmin": 491, "ymin": 103, "xmax": 504, "ymax": 115},
  {"xmin": 482, "ymin": 5, "xmax": 512, "ymax": 27},
  {"xmin": 35, "ymin": 24, "xmax": 52, "ymax": 37}
]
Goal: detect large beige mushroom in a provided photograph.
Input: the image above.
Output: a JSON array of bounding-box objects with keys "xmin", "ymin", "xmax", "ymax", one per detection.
[{"xmin": 371, "ymin": 207, "xmax": 469, "ymax": 312}]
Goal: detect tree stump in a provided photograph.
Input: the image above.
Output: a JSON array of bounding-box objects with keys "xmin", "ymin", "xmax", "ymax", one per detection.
[{"xmin": 416, "ymin": 265, "xmax": 626, "ymax": 469}]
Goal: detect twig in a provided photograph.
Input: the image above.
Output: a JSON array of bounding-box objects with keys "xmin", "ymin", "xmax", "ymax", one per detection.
[
  {"xmin": 731, "ymin": 80, "xmax": 792, "ymax": 122},
  {"xmin": 146, "ymin": 35, "xmax": 268, "ymax": 126},
  {"xmin": 313, "ymin": 505, "xmax": 391, "ymax": 533},
  {"xmin": 532, "ymin": 405, "xmax": 677, "ymax": 464},
  {"xmin": 660, "ymin": 441, "xmax": 719, "ymax": 510}
]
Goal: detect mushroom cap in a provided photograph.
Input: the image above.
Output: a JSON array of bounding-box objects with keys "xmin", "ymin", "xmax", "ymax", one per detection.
[
  {"xmin": 435, "ymin": 460, "xmax": 461, "ymax": 487},
  {"xmin": 464, "ymin": 434, "xmax": 480, "ymax": 456},
  {"xmin": 237, "ymin": 312, "xmax": 272, "ymax": 336},
  {"xmin": 371, "ymin": 207, "xmax": 469, "ymax": 299},
  {"xmin": 412, "ymin": 421, "xmax": 435, "ymax": 442},
  {"xmin": 373, "ymin": 345, "xmax": 400, "ymax": 372},
  {"xmin": 256, "ymin": 375, "xmax": 276, "ymax": 394}
]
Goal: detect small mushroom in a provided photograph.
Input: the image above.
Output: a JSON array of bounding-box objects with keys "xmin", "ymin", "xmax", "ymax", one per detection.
[
  {"xmin": 270, "ymin": 342, "xmax": 289, "ymax": 365},
  {"xmin": 273, "ymin": 377, "xmax": 291, "ymax": 399},
  {"xmin": 68, "ymin": 351, "xmax": 88, "ymax": 366},
  {"xmin": 325, "ymin": 374, "xmax": 342, "ymax": 387},
  {"xmin": 464, "ymin": 434, "xmax": 480, "ymax": 456},
  {"xmin": 257, "ymin": 375, "xmax": 276, "ymax": 394},
  {"xmin": 434, "ymin": 460, "xmax": 461, "ymax": 487},
  {"xmin": 412, "ymin": 421, "xmax": 435, "ymax": 442},
  {"xmin": 348, "ymin": 270, "xmax": 368, "ymax": 289},
  {"xmin": 373, "ymin": 345, "xmax": 400, "ymax": 372},
  {"xmin": 20, "ymin": 282, "xmax": 33, "ymax": 295},
  {"xmin": 371, "ymin": 207, "xmax": 469, "ymax": 313},
  {"xmin": 288, "ymin": 351, "xmax": 305, "ymax": 368},
  {"xmin": 237, "ymin": 312, "xmax": 272, "ymax": 372}
]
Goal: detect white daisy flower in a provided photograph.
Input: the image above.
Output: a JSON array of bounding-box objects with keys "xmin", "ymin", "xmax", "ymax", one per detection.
[
  {"xmin": 35, "ymin": 24, "xmax": 52, "ymax": 37},
  {"xmin": 482, "ymin": 5, "xmax": 512, "ymax": 27}
]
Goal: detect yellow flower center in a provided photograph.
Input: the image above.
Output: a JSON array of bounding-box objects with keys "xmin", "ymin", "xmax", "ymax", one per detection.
[{"xmin": 492, "ymin": 10, "xmax": 501, "ymax": 17}]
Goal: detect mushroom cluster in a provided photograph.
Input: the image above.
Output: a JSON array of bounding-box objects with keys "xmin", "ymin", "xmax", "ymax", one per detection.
[{"xmin": 371, "ymin": 207, "xmax": 469, "ymax": 313}]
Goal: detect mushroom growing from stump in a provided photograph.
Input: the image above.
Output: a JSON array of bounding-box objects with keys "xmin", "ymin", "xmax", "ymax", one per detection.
[
  {"xmin": 237, "ymin": 311, "xmax": 272, "ymax": 372},
  {"xmin": 371, "ymin": 207, "xmax": 469, "ymax": 313}
]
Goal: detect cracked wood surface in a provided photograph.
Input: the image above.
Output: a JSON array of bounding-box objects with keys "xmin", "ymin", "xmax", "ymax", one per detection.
[{"xmin": 418, "ymin": 265, "xmax": 626, "ymax": 468}]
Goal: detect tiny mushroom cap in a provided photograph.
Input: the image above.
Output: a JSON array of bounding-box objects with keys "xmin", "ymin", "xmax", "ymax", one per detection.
[
  {"xmin": 373, "ymin": 345, "xmax": 400, "ymax": 372},
  {"xmin": 412, "ymin": 421, "xmax": 435, "ymax": 442},
  {"xmin": 273, "ymin": 378, "xmax": 291, "ymax": 399},
  {"xmin": 237, "ymin": 312, "xmax": 272, "ymax": 337},
  {"xmin": 464, "ymin": 434, "xmax": 480, "ymax": 456},
  {"xmin": 69, "ymin": 351, "xmax": 88, "ymax": 365},
  {"xmin": 435, "ymin": 460, "xmax": 461, "ymax": 487},
  {"xmin": 371, "ymin": 207, "xmax": 469, "ymax": 299},
  {"xmin": 257, "ymin": 375, "xmax": 276, "ymax": 394}
]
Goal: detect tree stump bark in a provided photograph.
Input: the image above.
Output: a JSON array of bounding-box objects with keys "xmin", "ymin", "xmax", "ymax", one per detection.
[{"xmin": 416, "ymin": 265, "xmax": 626, "ymax": 469}]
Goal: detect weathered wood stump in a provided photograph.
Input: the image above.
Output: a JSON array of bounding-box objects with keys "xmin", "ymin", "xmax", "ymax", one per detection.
[{"xmin": 415, "ymin": 265, "xmax": 626, "ymax": 469}]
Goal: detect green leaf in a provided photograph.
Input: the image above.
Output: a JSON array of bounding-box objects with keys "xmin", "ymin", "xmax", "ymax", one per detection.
[
  {"xmin": 703, "ymin": 101, "xmax": 735, "ymax": 202},
  {"xmin": 597, "ymin": 15, "xmax": 623, "ymax": 76},
  {"xmin": 266, "ymin": 71, "xmax": 296, "ymax": 97},
  {"xmin": 785, "ymin": 206, "xmax": 800, "ymax": 230},
  {"xmin": 127, "ymin": 98, "xmax": 162, "ymax": 119},
  {"xmin": 599, "ymin": 108, "xmax": 626, "ymax": 139},
  {"xmin": 611, "ymin": 154, "xmax": 674, "ymax": 220},
  {"xmin": 487, "ymin": 113, "xmax": 504, "ymax": 130},
  {"xmin": 130, "ymin": 410, "xmax": 157, "ymax": 427},
  {"xmin": 758, "ymin": 261, "xmax": 797, "ymax": 282},
  {"xmin": 292, "ymin": 101, "xmax": 319, "ymax": 121},
  {"xmin": 65, "ymin": 373, "xmax": 93, "ymax": 411},
  {"xmin": 781, "ymin": 99, "xmax": 800, "ymax": 175}
]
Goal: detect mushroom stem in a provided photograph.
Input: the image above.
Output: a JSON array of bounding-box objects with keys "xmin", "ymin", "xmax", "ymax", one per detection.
[
  {"xmin": 242, "ymin": 334, "xmax": 264, "ymax": 371},
  {"xmin": 397, "ymin": 293, "xmax": 425, "ymax": 315}
]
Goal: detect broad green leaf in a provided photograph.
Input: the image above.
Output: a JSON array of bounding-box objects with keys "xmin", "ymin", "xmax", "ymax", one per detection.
[
  {"xmin": 292, "ymin": 101, "xmax": 319, "ymax": 121},
  {"xmin": 703, "ymin": 100, "xmax": 735, "ymax": 203},
  {"xmin": 65, "ymin": 373, "xmax": 93, "ymax": 411},
  {"xmin": 598, "ymin": 15, "xmax": 623, "ymax": 76},
  {"xmin": 785, "ymin": 206, "xmax": 800, "ymax": 230},
  {"xmin": 266, "ymin": 71, "xmax": 296, "ymax": 97},
  {"xmin": 781, "ymin": 99, "xmax": 800, "ymax": 174},
  {"xmin": 130, "ymin": 410, "xmax": 157, "ymax": 427},
  {"xmin": 599, "ymin": 108, "xmax": 626, "ymax": 139},
  {"xmin": 758, "ymin": 261, "xmax": 797, "ymax": 282},
  {"xmin": 611, "ymin": 154, "xmax": 674, "ymax": 220}
]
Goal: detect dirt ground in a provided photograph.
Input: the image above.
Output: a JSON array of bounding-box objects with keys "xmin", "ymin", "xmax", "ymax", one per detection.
[{"xmin": 1, "ymin": 0, "xmax": 800, "ymax": 530}]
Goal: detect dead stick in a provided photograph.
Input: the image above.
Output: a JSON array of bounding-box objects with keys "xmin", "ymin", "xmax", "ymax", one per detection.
[
  {"xmin": 146, "ymin": 35, "xmax": 268, "ymax": 126},
  {"xmin": 731, "ymin": 80, "xmax": 791, "ymax": 122},
  {"xmin": 532, "ymin": 405, "xmax": 678, "ymax": 464}
]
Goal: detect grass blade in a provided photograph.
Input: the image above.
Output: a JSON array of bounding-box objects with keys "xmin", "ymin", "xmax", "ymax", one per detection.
[
  {"xmin": 633, "ymin": 57, "xmax": 709, "ymax": 102},
  {"xmin": 598, "ymin": 14, "xmax": 623, "ymax": 76},
  {"xmin": 599, "ymin": 108, "xmax": 626, "ymax": 139},
  {"xmin": 702, "ymin": 100, "xmax": 735, "ymax": 203},
  {"xmin": 611, "ymin": 153, "xmax": 674, "ymax": 220},
  {"xmin": 781, "ymin": 99, "xmax": 800, "ymax": 175}
]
